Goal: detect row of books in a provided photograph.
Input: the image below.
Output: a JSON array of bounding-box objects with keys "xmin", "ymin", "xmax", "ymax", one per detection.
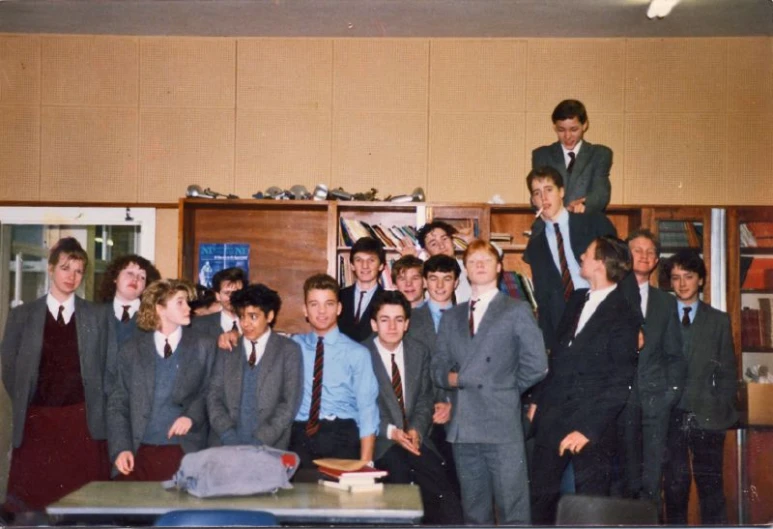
[
  {"xmin": 316, "ymin": 459, "xmax": 387, "ymax": 493},
  {"xmin": 339, "ymin": 218, "xmax": 418, "ymax": 249},
  {"xmin": 740, "ymin": 257, "xmax": 773, "ymax": 290},
  {"xmin": 658, "ymin": 220, "xmax": 702, "ymax": 250},
  {"xmin": 741, "ymin": 299, "xmax": 773, "ymax": 348},
  {"xmin": 741, "ymin": 222, "xmax": 773, "ymax": 248}
]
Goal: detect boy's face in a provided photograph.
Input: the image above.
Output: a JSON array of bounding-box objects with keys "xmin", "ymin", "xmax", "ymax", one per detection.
[
  {"xmin": 215, "ymin": 280, "xmax": 243, "ymax": 313},
  {"xmin": 395, "ymin": 267, "xmax": 424, "ymax": 306},
  {"xmin": 115, "ymin": 262, "xmax": 147, "ymax": 301},
  {"xmin": 554, "ymin": 116, "xmax": 588, "ymax": 150},
  {"xmin": 424, "ymin": 228, "xmax": 455, "ymax": 257},
  {"xmin": 157, "ymin": 291, "xmax": 191, "ymax": 328},
  {"xmin": 425, "ymin": 271, "xmax": 458, "ymax": 305},
  {"xmin": 670, "ymin": 264, "xmax": 703, "ymax": 304},
  {"xmin": 371, "ymin": 303, "xmax": 409, "ymax": 351},
  {"xmin": 465, "ymin": 249, "xmax": 501, "ymax": 287},
  {"xmin": 629, "ymin": 236, "xmax": 659, "ymax": 278},
  {"xmin": 530, "ymin": 177, "xmax": 565, "ymax": 221},
  {"xmin": 303, "ymin": 288, "xmax": 342, "ymax": 335},
  {"xmin": 240, "ymin": 305, "xmax": 274, "ymax": 342},
  {"xmin": 352, "ymin": 252, "xmax": 384, "ymax": 285}
]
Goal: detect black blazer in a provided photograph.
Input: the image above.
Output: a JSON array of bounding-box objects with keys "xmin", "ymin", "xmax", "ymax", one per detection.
[
  {"xmin": 523, "ymin": 212, "xmax": 616, "ymax": 352},
  {"xmin": 339, "ymin": 284, "xmax": 383, "ymax": 343},
  {"xmin": 533, "ymin": 286, "xmax": 640, "ymax": 448}
]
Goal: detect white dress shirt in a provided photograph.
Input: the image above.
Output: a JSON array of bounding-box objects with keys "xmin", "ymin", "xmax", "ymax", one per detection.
[
  {"xmin": 469, "ymin": 287, "xmax": 499, "ymax": 335},
  {"xmin": 243, "ymin": 329, "xmax": 271, "ymax": 366},
  {"xmin": 575, "ymin": 284, "xmax": 617, "ymax": 337},
  {"xmin": 46, "ymin": 293, "xmax": 75, "ymax": 324},
  {"xmin": 153, "ymin": 326, "xmax": 183, "ymax": 358},
  {"xmin": 113, "ymin": 297, "xmax": 141, "ymax": 320},
  {"xmin": 220, "ymin": 311, "xmax": 240, "ymax": 333}
]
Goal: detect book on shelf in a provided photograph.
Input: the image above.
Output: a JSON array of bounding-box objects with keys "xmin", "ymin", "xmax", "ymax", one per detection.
[
  {"xmin": 658, "ymin": 220, "xmax": 702, "ymax": 249},
  {"xmin": 490, "ymin": 232, "xmax": 514, "ymax": 243},
  {"xmin": 745, "ymin": 222, "xmax": 773, "ymax": 248},
  {"xmin": 741, "ymin": 258, "xmax": 773, "ymax": 290},
  {"xmin": 499, "ymin": 271, "xmax": 538, "ymax": 313},
  {"xmin": 759, "ymin": 298, "xmax": 773, "ymax": 348},
  {"xmin": 742, "ymin": 307, "xmax": 764, "ymax": 348},
  {"xmin": 339, "ymin": 218, "xmax": 417, "ymax": 249},
  {"xmin": 740, "ymin": 223, "xmax": 759, "ymax": 248}
]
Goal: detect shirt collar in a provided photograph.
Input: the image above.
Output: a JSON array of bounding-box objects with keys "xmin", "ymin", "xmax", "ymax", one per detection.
[
  {"xmin": 354, "ymin": 283, "xmax": 379, "ymax": 296},
  {"xmin": 561, "ymin": 140, "xmax": 583, "ymax": 156},
  {"xmin": 375, "ymin": 337, "xmax": 404, "ymax": 361},
  {"xmin": 312, "ymin": 326, "xmax": 341, "ymax": 345},
  {"xmin": 113, "ymin": 296, "xmax": 141, "ymax": 319},
  {"xmin": 46, "ymin": 293, "xmax": 75, "ymax": 323},
  {"xmin": 428, "ymin": 299, "xmax": 452, "ymax": 313},
  {"xmin": 588, "ymin": 283, "xmax": 617, "ymax": 303},
  {"xmin": 220, "ymin": 310, "xmax": 240, "ymax": 333},
  {"xmin": 243, "ymin": 329, "xmax": 271, "ymax": 362},
  {"xmin": 153, "ymin": 326, "xmax": 183, "ymax": 358}
]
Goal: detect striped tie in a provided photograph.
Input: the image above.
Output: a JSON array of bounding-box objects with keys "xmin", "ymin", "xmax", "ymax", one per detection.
[
  {"xmin": 554, "ymin": 223, "xmax": 575, "ymax": 301},
  {"xmin": 567, "ymin": 151, "xmax": 576, "ymax": 173},
  {"xmin": 391, "ymin": 353, "xmax": 407, "ymax": 428},
  {"xmin": 306, "ymin": 337, "xmax": 324, "ymax": 436}
]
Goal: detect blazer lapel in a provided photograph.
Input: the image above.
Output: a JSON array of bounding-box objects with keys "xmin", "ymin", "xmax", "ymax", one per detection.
[
  {"xmin": 367, "ymin": 340, "xmax": 402, "ymax": 426},
  {"xmin": 225, "ymin": 341, "xmax": 245, "ymax": 411},
  {"xmin": 402, "ymin": 341, "xmax": 422, "ymax": 418},
  {"xmin": 549, "ymin": 142, "xmax": 567, "ymax": 175},
  {"xmin": 572, "ymin": 141, "xmax": 593, "ymax": 177},
  {"xmin": 137, "ymin": 331, "xmax": 158, "ymax": 413},
  {"xmin": 570, "ymin": 288, "xmax": 618, "ymax": 348},
  {"xmin": 475, "ymin": 292, "xmax": 504, "ymax": 338},
  {"xmin": 255, "ymin": 334, "xmax": 281, "ymax": 401}
]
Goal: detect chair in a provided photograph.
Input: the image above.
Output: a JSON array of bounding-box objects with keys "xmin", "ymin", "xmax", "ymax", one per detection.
[
  {"xmin": 555, "ymin": 494, "xmax": 659, "ymax": 525},
  {"xmin": 153, "ymin": 509, "xmax": 279, "ymax": 527}
]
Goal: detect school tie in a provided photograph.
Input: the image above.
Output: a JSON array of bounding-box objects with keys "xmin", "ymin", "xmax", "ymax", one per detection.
[
  {"xmin": 164, "ymin": 338, "xmax": 173, "ymax": 359},
  {"xmin": 391, "ymin": 353, "xmax": 407, "ymax": 429},
  {"xmin": 121, "ymin": 305, "xmax": 131, "ymax": 323},
  {"xmin": 554, "ymin": 223, "xmax": 575, "ymax": 301},
  {"xmin": 306, "ymin": 337, "xmax": 324, "ymax": 436},
  {"xmin": 231, "ymin": 320, "xmax": 238, "ymax": 333},
  {"xmin": 682, "ymin": 306, "xmax": 692, "ymax": 327},
  {"xmin": 354, "ymin": 291, "xmax": 367, "ymax": 324},
  {"xmin": 469, "ymin": 299, "xmax": 478, "ymax": 337},
  {"xmin": 56, "ymin": 305, "xmax": 65, "ymax": 325},
  {"xmin": 567, "ymin": 151, "xmax": 576, "ymax": 174},
  {"xmin": 248, "ymin": 340, "xmax": 257, "ymax": 367}
]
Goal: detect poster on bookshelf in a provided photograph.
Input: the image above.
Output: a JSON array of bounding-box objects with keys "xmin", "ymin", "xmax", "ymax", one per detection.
[{"xmin": 198, "ymin": 243, "xmax": 250, "ymax": 288}]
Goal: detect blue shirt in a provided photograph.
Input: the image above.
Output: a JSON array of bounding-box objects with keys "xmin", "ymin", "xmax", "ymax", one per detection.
[
  {"xmin": 677, "ymin": 300, "xmax": 698, "ymax": 325},
  {"xmin": 293, "ymin": 327, "xmax": 379, "ymax": 437},
  {"xmin": 428, "ymin": 299, "xmax": 451, "ymax": 333},
  {"xmin": 545, "ymin": 208, "xmax": 589, "ymax": 290}
]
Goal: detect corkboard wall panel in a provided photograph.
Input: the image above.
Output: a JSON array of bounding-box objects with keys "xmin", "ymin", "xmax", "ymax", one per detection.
[
  {"xmin": 0, "ymin": 35, "xmax": 39, "ymax": 105},
  {"xmin": 140, "ymin": 38, "xmax": 235, "ymax": 108},
  {"xmin": 333, "ymin": 39, "xmax": 429, "ymax": 112},
  {"xmin": 726, "ymin": 113, "xmax": 773, "ymax": 205},
  {"xmin": 726, "ymin": 38, "xmax": 773, "ymax": 114},
  {"xmin": 428, "ymin": 112, "xmax": 525, "ymax": 203},
  {"xmin": 237, "ymin": 38, "xmax": 332, "ymax": 111},
  {"xmin": 0, "ymin": 105, "xmax": 39, "ymax": 200},
  {"xmin": 624, "ymin": 113, "xmax": 727, "ymax": 205},
  {"xmin": 154, "ymin": 208, "xmax": 178, "ymax": 279},
  {"xmin": 234, "ymin": 108, "xmax": 332, "ymax": 197},
  {"xmin": 138, "ymin": 108, "xmax": 235, "ymax": 202},
  {"xmin": 525, "ymin": 39, "xmax": 625, "ymax": 115},
  {"xmin": 332, "ymin": 110, "xmax": 427, "ymax": 196},
  {"xmin": 429, "ymin": 39, "xmax": 527, "ymax": 113},
  {"xmin": 625, "ymin": 38, "xmax": 727, "ymax": 114},
  {"xmin": 41, "ymin": 107, "xmax": 138, "ymax": 202},
  {"xmin": 42, "ymin": 36, "xmax": 138, "ymax": 107}
]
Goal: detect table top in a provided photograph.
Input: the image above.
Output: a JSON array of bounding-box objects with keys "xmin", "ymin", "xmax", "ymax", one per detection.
[{"xmin": 46, "ymin": 481, "xmax": 423, "ymax": 524}]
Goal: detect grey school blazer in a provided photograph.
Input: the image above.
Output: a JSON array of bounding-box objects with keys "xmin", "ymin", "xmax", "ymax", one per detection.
[
  {"xmin": 364, "ymin": 335, "xmax": 435, "ymax": 461},
  {"xmin": 1, "ymin": 296, "xmax": 112, "ymax": 448},
  {"xmin": 107, "ymin": 327, "xmax": 214, "ymax": 464},
  {"xmin": 207, "ymin": 332, "xmax": 303, "ymax": 450},
  {"xmin": 431, "ymin": 292, "xmax": 548, "ymax": 444}
]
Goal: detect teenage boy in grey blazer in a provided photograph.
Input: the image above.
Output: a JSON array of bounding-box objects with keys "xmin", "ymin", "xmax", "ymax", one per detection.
[
  {"xmin": 662, "ymin": 250, "xmax": 737, "ymax": 525},
  {"xmin": 207, "ymin": 284, "xmax": 302, "ymax": 450},
  {"xmin": 191, "ymin": 267, "xmax": 246, "ymax": 340},
  {"xmin": 432, "ymin": 240, "xmax": 548, "ymax": 525}
]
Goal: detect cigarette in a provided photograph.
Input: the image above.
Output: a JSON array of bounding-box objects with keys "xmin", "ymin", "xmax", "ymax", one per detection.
[{"xmin": 534, "ymin": 207, "xmax": 544, "ymax": 218}]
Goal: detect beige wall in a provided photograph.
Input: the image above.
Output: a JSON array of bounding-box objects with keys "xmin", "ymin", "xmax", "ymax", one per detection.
[{"xmin": 1, "ymin": 35, "xmax": 771, "ymax": 249}]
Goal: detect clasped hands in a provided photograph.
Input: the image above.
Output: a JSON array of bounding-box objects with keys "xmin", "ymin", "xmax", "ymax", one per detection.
[
  {"xmin": 114, "ymin": 416, "xmax": 192, "ymax": 475},
  {"xmin": 391, "ymin": 427, "xmax": 421, "ymax": 456}
]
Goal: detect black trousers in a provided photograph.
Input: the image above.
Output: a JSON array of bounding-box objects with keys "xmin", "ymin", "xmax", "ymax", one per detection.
[
  {"xmin": 530, "ymin": 424, "xmax": 616, "ymax": 525},
  {"xmin": 289, "ymin": 419, "xmax": 360, "ymax": 478},
  {"xmin": 663, "ymin": 409, "xmax": 728, "ymax": 525},
  {"xmin": 375, "ymin": 443, "xmax": 464, "ymax": 525}
]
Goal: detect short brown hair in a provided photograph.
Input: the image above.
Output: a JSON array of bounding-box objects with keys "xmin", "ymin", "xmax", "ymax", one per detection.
[
  {"xmin": 137, "ymin": 279, "xmax": 195, "ymax": 331},
  {"xmin": 97, "ymin": 254, "xmax": 161, "ymax": 303},
  {"xmin": 462, "ymin": 239, "xmax": 501, "ymax": 266},
  {"xmin": 593, "ymin": 236, "xmax": 632, "ymax": 283},
  {"xmin": 48, "ymin": 237, "xmax": 89, "ymax": 271},
  {"xmin": 303, "ymin": 273, "xmax": 340, "ymax": 302},
  {"xmin": 526, "ymin": 166, "xmax": 564, "ymax": 194},
  {"xmin": 391, "ymin": 255, "xmax": 424, "ymax": 283}
]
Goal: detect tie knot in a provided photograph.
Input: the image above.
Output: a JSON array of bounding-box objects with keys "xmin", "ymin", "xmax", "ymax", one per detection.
[
  {"xmin": 470, "ymin": 299, "xmax": 478, "ymax": 311},
  {"xmin": 121, "ymin": 305, "xmax": 131, "ymax": 323},
  {"xmin": 553, "ymin": 222, "xmax": 560, "ymax": 232},
  {"xmin": 568, "ymin": 151, "xmax": 575, "ymax": 160},
  {"xmin": 231, "ymin": 320, "xmax": 239, "ymax": 332},
  {"xmin": 683, "ymin": 306, "xmax": 692, "ymax": 314},
  {"xmin": 163, "ymin": 339, "xmax": 173, "ymax": 359}
]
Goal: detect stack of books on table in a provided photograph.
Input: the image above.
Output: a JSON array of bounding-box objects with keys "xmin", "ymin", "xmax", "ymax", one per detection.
[{"xmin": 314, "ymin": 458, "xmax": 388, "ymax": 493}]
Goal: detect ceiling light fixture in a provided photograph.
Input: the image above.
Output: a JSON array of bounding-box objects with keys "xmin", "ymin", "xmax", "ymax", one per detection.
[{"xmin": 647, "ymin": 0, "xmax": 681, "ymax": 19}]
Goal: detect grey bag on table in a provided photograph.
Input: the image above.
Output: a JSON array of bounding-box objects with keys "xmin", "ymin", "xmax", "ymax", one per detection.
[{"xmin": 162, "ymin": 445, "xmax": 300, "ymax": 498}]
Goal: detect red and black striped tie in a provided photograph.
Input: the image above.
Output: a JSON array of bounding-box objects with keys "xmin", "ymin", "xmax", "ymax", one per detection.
[
  {"xmin": 554, "ymin": 223, "xmax": 575, "ymax": 301},
  {"xmin": 306, "ymin": 336, "xmax": 324, "ymax": 436},
  {"xmin": 248, "ymin": 340, "xmax": 257, "ymax": 367},
  {"xmin": 391, "ymin": 353, "xmax": 407, "ymax": 428}
]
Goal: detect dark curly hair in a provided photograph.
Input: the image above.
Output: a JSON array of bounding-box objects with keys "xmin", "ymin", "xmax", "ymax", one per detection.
[{"xmin": 97, "ymin": 254, "xmax": 161, "ymax": 303}]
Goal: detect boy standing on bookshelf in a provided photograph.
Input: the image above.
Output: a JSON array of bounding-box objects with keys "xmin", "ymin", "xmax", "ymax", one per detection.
[
  {"xmin": 364, "ymin": 290, "xmax": 463, "ymax": 524},
  {"xmin": 339, "ymin": 237, "xmax": 385, "ymax": 343},
  {"xmin": 431, "ymin": 240, "xmax": 548, "ymax": 525},
  {"xmin": 523, "ymin": 166, "xmax": 616, "ymax": 353},
  {"xmin": 289, "ymin": 273, "xmax": 380, "ymax": 472},
  {"xmin": 662, "ymin": 250, "xmax": 737, "ymax": 525},
  {"xmin": 392, "ymin": 256, "xmax": 426, "ymax": 308},
  {"xmin": 190, "ymin": 267, "xmax": 246, "ymax": 340},
  {"xmin": 532, "ymin": 99, "xmax": 612, "ymax": 213}
]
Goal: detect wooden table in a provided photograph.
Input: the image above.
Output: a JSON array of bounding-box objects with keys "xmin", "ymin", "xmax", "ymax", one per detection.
[{"xmin": 46, "ymin": 481, "xmax": 423, "ymax": 525}]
